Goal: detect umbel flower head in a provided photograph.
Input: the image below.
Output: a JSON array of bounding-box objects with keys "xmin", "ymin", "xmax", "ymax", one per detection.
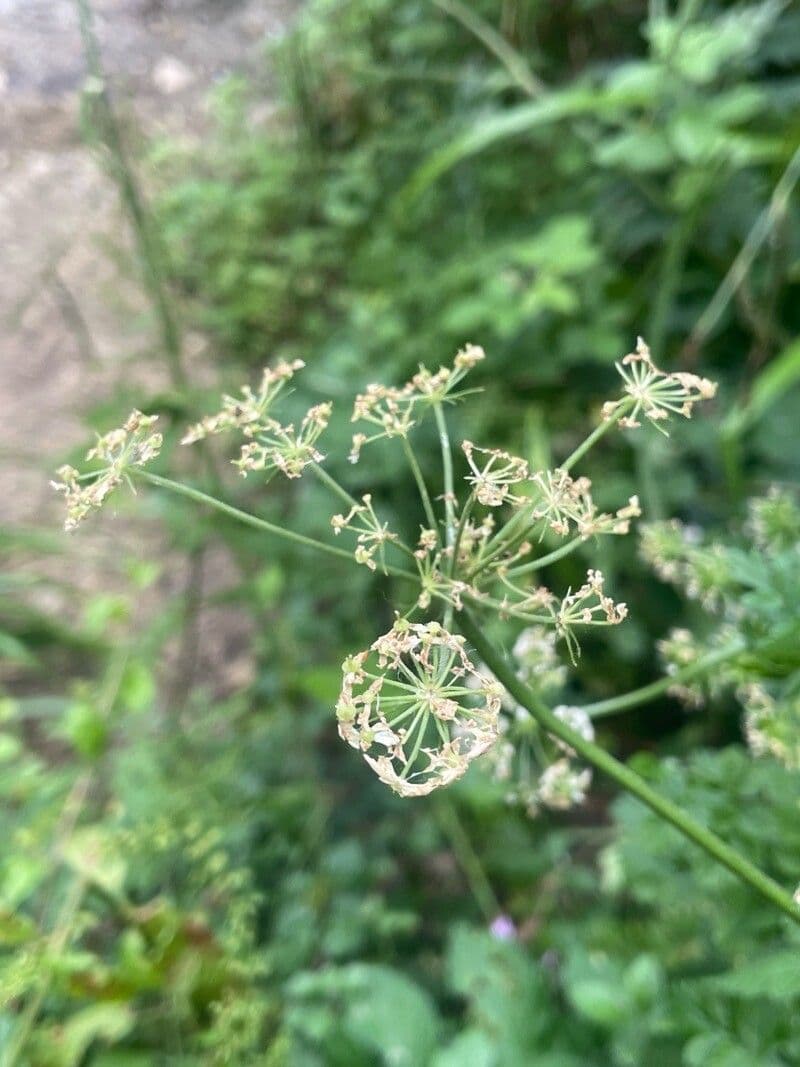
[
  {"xmin": 51, "ymin": 410, "xmax": 162, "ymax": 531},
  {"xmin": 349, "ymin": 343, "xmax": 485, "ymax": 462},
  {"xmin": 336, "ymin": 620, "xmax": 502, "ymax": 797},
  {"xmin": 331, "ymin": 494, "xmax": 401, "ymax": 573},
  {"xmin": 602, "ymin": 337, "xmax": 717, "ymax": 435},
  {"xmin": 182, "ymin": 359, "xmax": 330, "ymax": 480},
  {"xmin": 462, "ymin": 441, "xmax": 529, "ymax": 507},
  {"xmin": 529, "ymin": 468, "xmax": 640, "ymax": 540}
]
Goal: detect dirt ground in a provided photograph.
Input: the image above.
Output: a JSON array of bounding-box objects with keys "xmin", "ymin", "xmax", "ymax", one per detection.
[{"xmin": 1, "ymin": 0, "xmax": 295, "ymax": 691}]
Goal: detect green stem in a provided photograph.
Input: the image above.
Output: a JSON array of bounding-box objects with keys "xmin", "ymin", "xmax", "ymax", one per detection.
[
  {"xmin": 562, "ymin": 401, "xmax": 630, "ymax": 474},
  {"xmin": 504, "ymin": 535, "xmax": 586, "ymax": 579},
  {"xmin": 311, "ymin": 462, "xmax": 359, "ymax": 509},
  {"xmin": 435, "ymin": 798, "xmax": 501, "ymax": 921},
  {"xmin": 434, "ymin": 403, "xmax": 456, "ymax": 548},
  {"xmin": 401, "ymin": 437, "xmax": 440, "ymax": 539},
  {"xmin": 458, "ymin": 614, "xmax": 800, "ymax": 925},
  {"xmin": 433, "ymin": 0, "xmax": 545, "ymax": 98},
  {"xmin": 136, "ymin": 471, "xmax": 416, "ymax": 581},
  {"xmin": 464, "ymin": 592, "xmax": 552, "ymax": 626},
  {"xmin": 449, "ymin": 492, "xmax": 476, "ymax": 580},
  {"xmin": 434, "ymin": 403, "xmax": 457, "ymax": 629},
  {"xmin": 582, "ymin": 640, "xmax": 746, "ymax": 719}
]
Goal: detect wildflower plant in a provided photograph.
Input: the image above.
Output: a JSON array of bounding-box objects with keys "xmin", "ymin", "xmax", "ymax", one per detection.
[{"xmin": 54, "ymin": 341, "xmax": 800, "ymax": 926}]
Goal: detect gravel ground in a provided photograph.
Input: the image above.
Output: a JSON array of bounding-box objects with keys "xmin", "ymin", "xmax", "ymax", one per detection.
[{"xmin": 1, "ymin": 0, "xmax": 295, "ymax": 693}]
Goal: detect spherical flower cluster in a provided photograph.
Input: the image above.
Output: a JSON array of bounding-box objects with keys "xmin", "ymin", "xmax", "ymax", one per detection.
[
  {"xmin": 656, "ymin": 627, "xmax": 708, "ymax": 708},
  {"xmin": 512, "ymin": 626, "xmax": 567, "ymax": 694},
  {"xmin": 479, "ymin": 637, "xmax": 594, "ymax": 817},
  {"xmin": 552, "ymin": 704, "xmax": 595, "ymax": 757},
  {"xmin": 746, "ymin": 487, "xmax": 800, "ymax": 552},
  {"xmin": 51, "ymin": 410, "xmax": 162, "ymax": 531},
  {"xmin": 602, "ymin": 336, "xmax": 717, "ymax": 435},
  {"xmin": 336, "ymin": 620, "xmax": 502, "ymax": 797},
  {"xmin": 537, "ymin": 759, "xmax": 592, "ymax": 811},
  {"xmin": 640, "ymin": 520, "xmax": 734, "ymax": 611}
]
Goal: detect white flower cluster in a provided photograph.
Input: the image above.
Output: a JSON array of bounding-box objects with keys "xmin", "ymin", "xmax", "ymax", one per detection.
[
  {"xmin": 479, "ymin": 628, "xmax": 594, "ymax": 817},
  {"xmin": 488, "ymin": 703, "xmax": 594, "ymax": 817}
]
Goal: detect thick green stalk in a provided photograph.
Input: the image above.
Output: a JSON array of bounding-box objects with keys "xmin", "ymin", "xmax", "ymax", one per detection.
[
  {"xmin": 136, "ymin": 471, "xmax": 417, "ymax": 581},
  {"xmin": 583, "ymin": 640, "xmax": 746, "ymax": 719},
  {"xmin": 459, "ymin": 614, "xmax": 800, "ymax": 925},
  {"xmin": 435, "ymin": 798, "xmax": 500, "ymax": 921}
]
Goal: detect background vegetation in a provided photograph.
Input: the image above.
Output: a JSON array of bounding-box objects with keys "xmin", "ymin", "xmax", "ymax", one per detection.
[{"xmin": 2, "ymin": 0, "xmax": 800, "ymax": 1063}]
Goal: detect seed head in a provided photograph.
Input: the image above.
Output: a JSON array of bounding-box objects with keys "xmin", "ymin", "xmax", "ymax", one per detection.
[
  {"xmin": 602, "ymin": 337, "xmax": 716, "ymax": 435},
  {"xmin": 349, "ymin": 344, "xmax": 486, "ymax": 462},
  {"xmin": 462, "ymin": 441, "xmax": 529, "ymax": 508},
  {"xmin": 51, "ymin": 411, "xmax": 162, "ymax": 531},
  {"xmin": 337, "ymin": 621, "xmax": 501, "ymax": 797}
]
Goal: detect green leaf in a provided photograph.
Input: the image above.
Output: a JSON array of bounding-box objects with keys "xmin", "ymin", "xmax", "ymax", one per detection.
[
  {"xmin": 432, "ymin": 1030, "xmax": 497, "ymax": 1067},
  {"xmin": 119, "ymin": 660, "xmax": 156, "ymax": 713},
  {"xmin": 64, "ymin": 701, "xmax": 108, "ymax": 759},
  {"xmin": 568, "ymin": 977, "xmax": 631, "ymax": 1028},
  {"xmin": 702, "ymin": 951, "xmax": 800, "ymax": 999},
  {"xmin": 341, "ymin": 964, "xmax": 439, "ymax": 1066},
  {"xmin": 395, "ymin": 87, "xmax": 604, "ymax": 209}
]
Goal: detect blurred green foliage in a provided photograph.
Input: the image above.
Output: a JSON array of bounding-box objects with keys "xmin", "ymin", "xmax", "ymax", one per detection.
[{"xmin": 3, "ymin": 0, "xmax": 800, "ymax": 1062}]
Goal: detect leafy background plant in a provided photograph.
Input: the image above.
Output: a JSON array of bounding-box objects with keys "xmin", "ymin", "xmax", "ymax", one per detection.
[{"xmin": 2, "ymin": 0, "xmax": 800, "ymax": 1063}]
